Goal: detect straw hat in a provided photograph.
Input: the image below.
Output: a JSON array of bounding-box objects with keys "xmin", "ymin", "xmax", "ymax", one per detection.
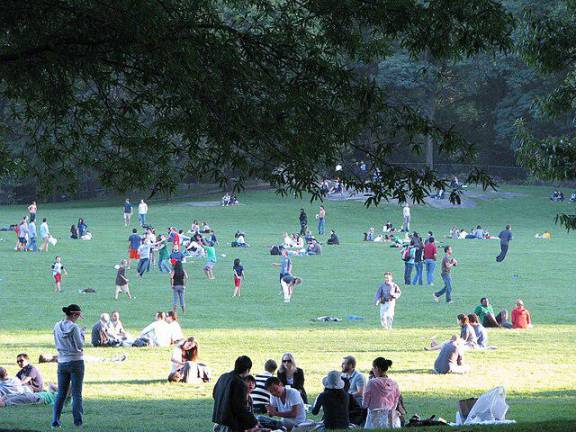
[{"xmin": 322, "ymin": 371, "xmax": 344, "ymax": 390}]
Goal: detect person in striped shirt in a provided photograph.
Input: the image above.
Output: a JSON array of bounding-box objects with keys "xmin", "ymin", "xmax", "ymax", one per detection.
[{"xmin": 250, "ymin": 359, "xmax": 277, "ymax": 414}]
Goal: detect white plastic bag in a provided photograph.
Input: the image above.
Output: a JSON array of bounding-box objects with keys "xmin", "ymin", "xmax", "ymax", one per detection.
[
  {"xmin": 461, "ymin": 387, "xmax": 514, "ymax": 425},
  {"xmin": 48, "ymin": 236, "xmax": 58, "ymax": 246}
]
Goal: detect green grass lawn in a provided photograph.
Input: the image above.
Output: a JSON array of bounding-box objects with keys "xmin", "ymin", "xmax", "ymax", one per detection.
[{"xmin": 0, "ymin": 185, "xmax": 575, "ymax": 431}]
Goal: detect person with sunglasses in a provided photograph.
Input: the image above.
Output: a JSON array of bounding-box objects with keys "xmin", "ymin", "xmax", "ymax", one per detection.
[
  {"xmin": 51, "ymin": 304, "xmax": 85, "ymax": 428},
  {"xmin": 277, "ymin": 353, "xmax": 307, "ymax": 404},
  {"xmin": 15, "ymin": 354, "xmax": 44, "ymax": 393}
]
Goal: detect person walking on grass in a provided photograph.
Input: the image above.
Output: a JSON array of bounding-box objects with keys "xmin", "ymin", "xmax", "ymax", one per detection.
[
  {"xmin": 114, "ymin": 259, "xmax": 132, "ymax": 300},
  {"xmin": 203, "ymin": 242, "xmax": 217, "ymax": 280},
  {"xmin": 40, "ymin": 218, "xmax": 50, "ymax": 252},
  {"xmin": 170, "ymin": 260, "xmax": 188, "ymax": 314},
  {"xmin": 51, "ymin": 304, "xmax": 85, "ymax": 428},
  {"xmin": 137, "ymin": 240, "xmax": 152, "ymax": 277},
  {"xmin": 52, "ymin": 256, "xmax": 67, "ymax": 293},
  {"xmin": 127, "ymin": 228, "xmax": 141, "ymax": 269},
  {"xmin": 496, "ymin": 224, "xmax": 512, "ymax": 262},
  {"xmin": 137, "ymin": 199, "xmax": 148, "ymax": 226},
  {"xmin": 233, "ymin": 258, "xmax": 245, "ymax": 297},
  {"xmin": 433, "ymin": 245, "xmax": 458, "ymax": 304},
  {"xmin": 374, "ymin": 272, "xmax": 402, "ymax": 330},
  {"xmin": 123, "ymin": 199, "xmax": 133, "ymax": 226}
]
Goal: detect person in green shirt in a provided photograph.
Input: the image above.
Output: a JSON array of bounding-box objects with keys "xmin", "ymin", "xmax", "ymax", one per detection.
[
  {"xmin": 474, "ymin": 297, "xmax": 511, "ymax": 328},
  {"xmin": 156, "ymin": 235, "xmax": 171, "ymax": 272},
  {"xmin": 203, "ymin": 243, "xmax": 217, "ymax": 279}
]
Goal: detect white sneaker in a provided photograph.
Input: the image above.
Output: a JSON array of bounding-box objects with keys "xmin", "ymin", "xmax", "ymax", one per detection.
[{"xmin": 433, "ymin": 294, "xmax": 439, "ymax": 303}]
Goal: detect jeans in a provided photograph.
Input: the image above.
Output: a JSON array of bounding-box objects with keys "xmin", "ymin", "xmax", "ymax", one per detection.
[
  {"xmin": 318, "ymin": 218, "xmax": 325, "ymax": 235},
  {"xmin": 172, "ymin": 286, "xmax": 185, "ymax": 308},
  {"xmin": 425, "ymin": 259, "xmax": 436, "ymax": 285},
  {"xmin": 434, "ymin": 273, "xmax": 453, "ymax": 302},
  {"xmin": 496, "ymin": 243, "xmax": 508, "ymax": 262},
  {"xmin": 404, "ymin": 262, "xmax": 414, "ymax": 285},
  {"xmin": 137, "ymin": 258, "xmax": 150, "ymax": 276},
  {"xmin": 402, "ymin": 216, "xmax": 410, "ymax": 232},
  {"xmin": 52, "ymin": 360, "xmax": 84, "ymax": 427},
  {"xmin": 138, "ymin": 213, "xmax": 146, "ymax": 226},
  {"xmin": 412, "ymin": 261, "xmax": 423, "ymax": 285},
  {"xmin": 158, "ymin": 259, "xmax": 171, "ymax": 272},
  {"xmin": 27, "ymin": 236, "xmax": 37, "ymax": 252}
]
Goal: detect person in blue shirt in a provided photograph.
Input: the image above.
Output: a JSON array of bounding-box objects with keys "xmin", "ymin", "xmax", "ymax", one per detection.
[
  {"xmin": 128, "ymin": 228, "xmax": 142, "ymax": 268},
  {"xmin": 77, "ymin": 219, "xmax": 88, "ymax": 237},
  {"xmin": 123, "ymin": 199, "xmax": 133, "ymax": 226},
  {"xmin": 496, "ymin": 224, "xmax": 512, "ymax": 262}
]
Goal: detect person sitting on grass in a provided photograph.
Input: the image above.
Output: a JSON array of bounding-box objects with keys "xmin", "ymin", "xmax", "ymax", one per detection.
[
  {"xmin": 91, "ymin": 313, "xmax": 121, "ymax": 347},
  {"xmin": 364, "ymin": 227, "xmax": 375, "ymax": 241},
  {"xmin": 166, "ymin": 311, "xmax": 184, "ymax": 344},
  {"xmin": 168, "ymin": 337, "xmax": 211, "ymax": 384},
  {"xmin": 0, "ymin": 367, "xmax": 31, "ymax": 397},
  {"xmin": 70, "ymin": 224, "xmax": 78, "ymax": 239},
  {"xmin": 139, "ymin": 312, "xmax": 171, "ymax": 347},
  {"xmin": 0, "ymin": 385, "xmax": 57, "ymax": 408},
  {"xmin": 467, "ymin": 313, "xmax": 495, "ymax": 350},
  {"xmin": 251, "ymin": 360, "xmax": 277, "ymax": 414},
  {"xmin": 362, "ymin": 357, "xmax": 401, "ymax": 429},
  {"xmin": 511, "ymin": 299, "xmax": 533, "ymax": 329},
  {"xmin": 109, "ymin": 311, "xmax": 133, "ymax": 346},
  {"xmin": 311, "ymin": 370, "xmax": 351, "ymax": 431},
  {"xmin": 243, "ymin": 375, "xmax": 257, "ymax": 413},
  {"xmin": 571, "ymin": 191, "xmax": 576, "ymax": 202},
  {"xmin": 458, "ymin": 314, "xmax": 478, "ymax": 349},
  {"xmin": 306, "ymin": 239, "xmax": 322, "ymax": 255},
  {"xmin": 231, "ymin": 231, "xmax": 249, "ymax": 247},
  {"xmin": 16, "ymin": 354, "xmax": 44, "ymax": 393},
  {"xmin": 433, "ymin": 335, "xmax": 469, "ymax": 374},
  {"xmin": 474, "ymin": 297, "xmax": 512, "ymax": 329},
  {"xmin": 277, "ymin": 353, "xmax": 307, "ymax": 404},
  {"xmin": 264, "ymin": 377, "xmax": 307, "ymax": 431},
  {"xmin": 326, "ymin": 230, "xmax": 340, "ymax": 245}
]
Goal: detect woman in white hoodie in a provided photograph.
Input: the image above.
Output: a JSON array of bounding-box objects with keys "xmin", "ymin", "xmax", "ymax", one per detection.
[{"xmin": 52, "ymin": 304, "xmax": 85, "ymax": 428}]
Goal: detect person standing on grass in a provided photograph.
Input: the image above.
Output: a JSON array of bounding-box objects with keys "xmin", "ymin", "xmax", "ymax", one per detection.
[
  {"xmin": 401, "ymin": 240, "xmax": 416, "ymax": 285},
  {"xmin": 317, "ymin": 205, "xmax": 326, "ymax": 235},
  {"xmin": 137, "ymin": 199, "xmax": 148, "ymax": 226},
  {"xmin": 156, "ymin": 234, "xmax": 171, "ymax": 272},
  {"xmin": 170, "ymin": 260, "xmax": 188, "ymax": 314},
  {"xmin": 374, "ymin": 272, "xmax": 402, "ymax": 330},
  {"xmin": 273, "ymin": 248, "xmax": 293, "ymax": 294},
  {"xmin": 423, "ymin": 236, "xmax": 438, "ymax": 286},
  {"xmin": 401, "ymin": 204, "xmax": 411, "ymax": 232},
  {"xmin": 52, "ymin": 256, "xmax": 67, "ymax": 293},
  {"xmin": 123, "ymin": 199, "xmax": 132, "ymax": 226},
  {"xmin": 51, "ymin": 304, "xmax": 85, "ymax": 428},
  {"xmin": 27, "ymin": 219, "xmax": 37, "ymax": 252},
  {"xmin": 433, "ymin": 245, "xmax": 458, "ymax": 304},
  {"xmin": 496, "ymin": 224, "xmax": 512, "ymax": 262},
  {"xmin": 233, "ymin": 258, "xmax": 245, "ymax": 297},
  {"xmin": 299, "ymin": 208, "xmax": 308, "ymax": 236},
  {"xmin": 114, "ymin": 259, "xmax": 132, "ymax": 300},
  {"xmin": 39, "ymin": 218, "xmax": 50, "ymax": 252},
  {"xmin": 17, "ymin": 217, "xmax": 28, "ymax": 252},
  {"xmin": 127, "ymin": 228, "xmax": 141, "ymax": 269},
  {"xmin": 27, "ymin": 201, "xmax": 37, "ymax": 222},
  {"xmin": 203, "ymin": 242, "xmax": 217, "ymax": 280},
  {"xmin": 412, "ymin": 241, "xmax": 424, "ymax": 286},
  {"xmin": 137, "ymin": 240, "xmax": 152, "ymax": 277}
]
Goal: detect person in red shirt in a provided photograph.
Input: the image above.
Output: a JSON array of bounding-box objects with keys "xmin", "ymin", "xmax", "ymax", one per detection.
[
  {"xmin": 511, "ymin": 299, "xmax": 532, "ymax": 329},
  {"xmin": 423, "ymin": 237, "xmax": 438, "ymax": 286}
]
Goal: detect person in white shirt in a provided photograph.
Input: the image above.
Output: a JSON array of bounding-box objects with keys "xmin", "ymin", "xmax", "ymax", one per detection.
[
  {"xmin": 166, "ymin": 311, "xmax": 184, "ymax": 344},
  {"xmin": 402, "ymin": 204, "xmax": 411, "ymax": 232},
  {"xmin": 138, "ymin": 199, "xmax": 148, "ymax": 226},
  {"xmin": 139, "ymin": 312, "xmax": 171, "ymax": 347},
  {"xmin": 40, "ymin": 218, "xmax": 51, "ymax": 252},
  {"xmin": 265, "ymin": 377, "xmax": 307, "ymax": 430}
]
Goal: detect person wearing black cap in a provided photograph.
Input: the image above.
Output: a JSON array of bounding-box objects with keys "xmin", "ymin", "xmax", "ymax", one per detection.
[{"xmin": 51, "ymin": 304, "xmax": 85, "ymax": 428}]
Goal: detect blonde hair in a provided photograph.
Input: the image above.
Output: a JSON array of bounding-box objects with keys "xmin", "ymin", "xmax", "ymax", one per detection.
[{"xmin": 279, "ymin": 352, "xmax": 297, "ymax": 372}]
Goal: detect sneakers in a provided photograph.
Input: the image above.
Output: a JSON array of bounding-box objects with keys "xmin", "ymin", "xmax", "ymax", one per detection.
[{"xmin": 433, "ymin": 294, "xmax": 439, "ymax": 303}]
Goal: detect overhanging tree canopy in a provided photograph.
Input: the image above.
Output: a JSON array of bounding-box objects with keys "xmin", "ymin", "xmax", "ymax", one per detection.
[{"xmin": 0, "ymin": 0, "xmax": 513, "ymax": 202}]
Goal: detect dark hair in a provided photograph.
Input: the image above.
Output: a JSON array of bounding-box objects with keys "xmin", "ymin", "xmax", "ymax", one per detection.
[
  {"xmin": 343, "ymin": 355, "xmax": 356, "ymax": 368},
  {"xmin": 43, "ymin": 218, "xmax": 47, "ymax": 222},
  {"xmin": 234, "ymin": 355, "xmax": 252, "ymax": 374},
  {"xmin": 372, "ymin": 357, "xmax": 393, "ymax": 373},
  {"xmin": 16, "ymin": 353, "xmax": 29, "ymax": 360},
  {"xmin": 243, "ymin": 374, "xmax": 256, "ymax": 384},
  {"xmin": 168, "ymin": 372, "xmax": 182, "ymax": 382},
  {"xmin": 265, "ymin": 376, "xmax": 281, "ymax": 389},
  {"xmin": 0, "ymin": 368, "xmax": 7, "ymax": 379},
  {"xmin": 506, "ymin": 224, "xmax": 511, "ymax": 230},
  {"xmin": 428, "ymin": 231, "xmax": 433, "ymax": 236},
  {"xmin": 444, "ymin": 245, "xmax": 451, "ymax": 253},
  {"xmin": 173, "ymin": 260, "xmax": 184, "ymax": 277},
  {"xmin": 480, "ymin": 297, "xmax": 488, "ymax": 303},
  {"xmin": 62, "ymin": 304, "xmax": 81, "ymax": 316},
  {"xmin": 264, "ymin": 359, "xmax": 278, "ymax": 373},
  {"xmin": 468, "ymin": 313, "xmax": 479, "ymax": 324},
  {"xmin": 429, "ymin": 237, "xmax": 435, "ymax": 243},
  {"xmin": 233, "ymin": 258, "xmax": 241, "ymax": 268},
  {"xmin": 457, "ymin": 314, "xmax": 468, "ymax": 324},
  {"xmin": 181, "ymin": 337, "xmax": 198, "ymax": 362},
  {"xmin": 132, "ymin": 228, "xmax": 137, "ymax": 233},
  {"xmin": 167, "ymin": 311, "xmax": 178, "ymax": 321}
]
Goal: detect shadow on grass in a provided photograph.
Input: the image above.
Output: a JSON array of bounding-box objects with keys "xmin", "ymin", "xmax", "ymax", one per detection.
[{"xmin": 84, "ymin": 379, "xmax": 166, "ymax": 385}]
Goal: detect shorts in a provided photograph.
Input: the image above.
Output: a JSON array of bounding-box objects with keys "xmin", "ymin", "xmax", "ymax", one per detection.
[
  {"xmin": 204, "ymin": 261, "xmax": 215, "ymax": 271},
  {"xmin": 129, "ymin": 248, "xmax": 139, "ymax": 259},
  {"xmin": 54, "ymin": 273, "xmax": 62, "ymax": 283},
  {"xmin": 18, "ymin": 237, "xmax": 27, "ymax": 244},
  {"xmin": 116, "ymin": 284, "xmax": 129, "ymax": 293},
  {"xmin": 234, "ymin": 276, "xmax": 241, "ymax": 288}
]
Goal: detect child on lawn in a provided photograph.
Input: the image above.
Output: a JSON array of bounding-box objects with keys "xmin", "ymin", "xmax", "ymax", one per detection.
[
  {"xmin": 233, "ymin": 258, "xmax": 245, "ymax": 297},
  {"xmin": 52, "ymin": 256, "xmax": 67, "ymax": 292},
  {"xmin": 114, "ymin": 259, "xmax": 132, "ymax": 300}
]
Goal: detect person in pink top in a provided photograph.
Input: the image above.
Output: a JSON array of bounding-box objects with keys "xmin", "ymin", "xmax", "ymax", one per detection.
[{"xmin": 362, "ymin": 357, "xmax": 401, "ymax": 429}]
